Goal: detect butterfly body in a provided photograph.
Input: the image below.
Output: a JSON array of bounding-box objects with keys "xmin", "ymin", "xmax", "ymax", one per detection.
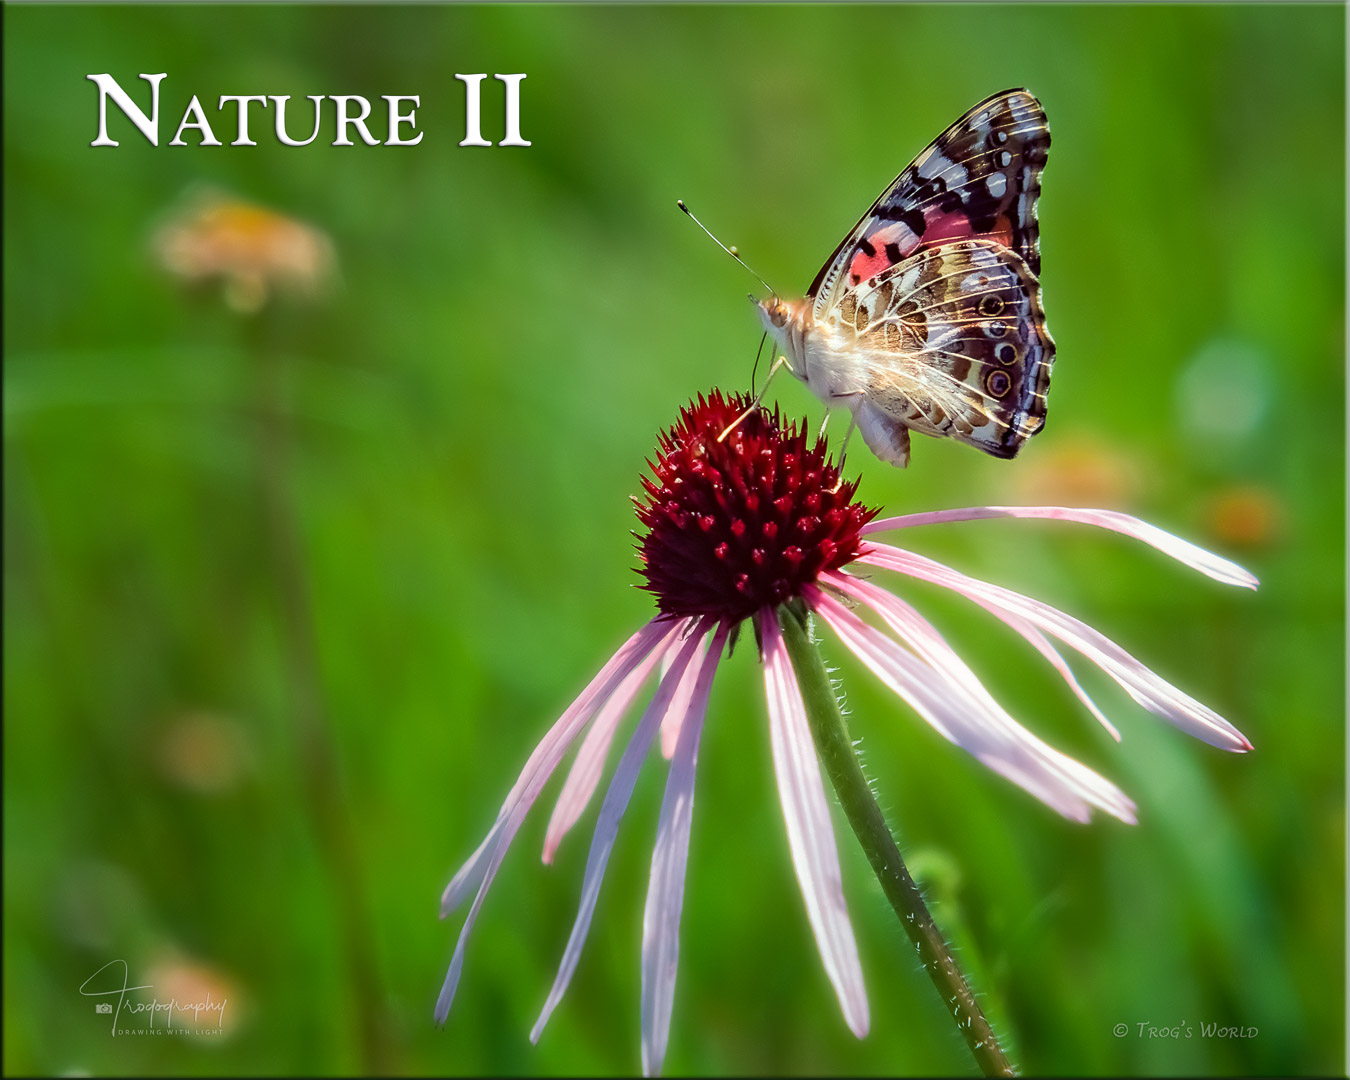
[
  {"xmin": 757, "ymin": 297, "xmax": 857, "ymax": 403},
  {"xmin": 759, "ymin": 89, "xmax": 1056, "ymax": 468}
]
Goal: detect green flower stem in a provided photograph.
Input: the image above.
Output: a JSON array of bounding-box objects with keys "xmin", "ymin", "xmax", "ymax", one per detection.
[
  {"xmin": 246, "ymin": 314, "xmax": 393, "ymax": 1072},
  {"xmin": 777, "ymin": 599, "xmax": 1014, "ymax": 1079}
]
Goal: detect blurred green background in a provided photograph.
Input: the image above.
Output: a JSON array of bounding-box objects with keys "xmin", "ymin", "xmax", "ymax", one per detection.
[{"xmin": 4, "ymin": 4, "xmax": 1344, "ymax": 1076}]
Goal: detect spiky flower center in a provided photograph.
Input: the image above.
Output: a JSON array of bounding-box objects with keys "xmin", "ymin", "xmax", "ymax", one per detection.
[{"xmin": 635, "ymin": 390, "xmax": 878, "ymax": 622}]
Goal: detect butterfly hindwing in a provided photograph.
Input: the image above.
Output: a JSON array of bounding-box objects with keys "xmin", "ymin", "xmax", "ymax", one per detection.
[
  {"xmin": 809, "ymin": 89, "xmax": 1050, "ymax": 322},
  {"xmin": 827, "ymin": 239, "xmax": 1053, "ymax": 461}
]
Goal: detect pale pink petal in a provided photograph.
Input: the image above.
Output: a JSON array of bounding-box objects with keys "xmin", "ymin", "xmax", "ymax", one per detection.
[
  {"xmin": 543, "ymin": 637, "xmax": 675, "ymax": 864},
  {"xmin": 659, "ymin": 635, "xmax": 705, "ymax": 760},
  {"xmin": 640, "ymin": 623, "xmax": 729, "ymax": 1078},
  {"xmin": 968, "ymin": 596, "xmax": 1120, "ymax": 741},
  {"xmin": 832, "ymin": 567, "xmax": 1118, "ymax": 740},
  {"xmin": 439, "ymin": 829, "xmax": 496, "ymax": 919},
  {"xmin": 811, "ymin": 583, "xmax": 1135, "ymax": 824},
  {"xmin": 531, "ymin": 620, "xmax": 714, "ymax": 1044},
  {"xmin": 442, "ymin": 617, "xmax": 680, "ymax": 916},
  {"xmin": 435, "ymin": 617, "xmax": 683, "ymax": 1024},
  {"xmin": 859, "ymin": 544, "xmax": 1253, "ymax": 752},
  {"xmin": 758, "ymin": 609, "xmax": 869, "ymax": 1038},
  {"xmin": 862, "ymin": 505, "xmax": 1258, "ymax": 590}
]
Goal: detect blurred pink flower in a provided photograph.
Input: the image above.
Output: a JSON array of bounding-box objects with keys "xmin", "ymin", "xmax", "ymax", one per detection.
[
  {"xmin": 143, "ymin": 953, "xmax": 239, "ymax": 1037},
  {"xmin": 437, "ymin": 390, "xmax": 1254, "ymax": 1074}
]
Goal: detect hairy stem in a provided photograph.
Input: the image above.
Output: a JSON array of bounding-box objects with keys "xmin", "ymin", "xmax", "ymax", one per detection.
[{"xmin": 777, "ymin": 599, "xmax": 1014, "ymax": 1078}]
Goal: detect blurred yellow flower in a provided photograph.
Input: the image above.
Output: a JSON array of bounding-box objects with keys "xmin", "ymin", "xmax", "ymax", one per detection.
[{"xmin": 153, "ymin": 188, "xmax": 335, "ymax": 313}]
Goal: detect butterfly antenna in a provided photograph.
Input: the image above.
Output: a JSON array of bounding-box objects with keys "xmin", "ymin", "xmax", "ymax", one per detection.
[{"xmin": 677, "ymin": 200, "xmax": 777, "ymax": 296}]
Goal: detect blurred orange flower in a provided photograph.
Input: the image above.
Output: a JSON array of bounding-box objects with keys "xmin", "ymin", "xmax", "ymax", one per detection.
[
  {"xmin": 156, "ymin": 710, "xmax": 255, "ymax": 795},
  {"xmin": 1005, "ymin": 432, "xmax": 1145, "ymax": 508},
  {"xmin": 1205, "ymin": 485, "xmax": 1285, "ymax": 549},
  {"xmin": 153, "ymin": 187, "xmax": 335, "ymax": 313}
]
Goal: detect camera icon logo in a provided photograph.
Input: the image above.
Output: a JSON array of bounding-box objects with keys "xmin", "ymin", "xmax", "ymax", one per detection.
[{"xmin": 94, "ymin": 1002, "xmax": 113, "ymax": 1014}]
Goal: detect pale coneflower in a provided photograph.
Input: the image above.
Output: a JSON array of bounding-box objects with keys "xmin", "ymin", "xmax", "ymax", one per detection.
[{"xmin": 436, "ymin": 389, "xmax": 1254, "ymax": 1075}]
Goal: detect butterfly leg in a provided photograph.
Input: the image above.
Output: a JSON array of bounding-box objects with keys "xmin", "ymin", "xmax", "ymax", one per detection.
[
  {"xmin": 812, "ymin": 405, "xmax": 854, "ymax": 491},
  {"xmin": 815, "ymin": 399, "xmax": 858, "ymax": 491},
  {"xmin": 749, "ymin": 331, "xmax": 769, "ymax": 395},
  {"xmin": 813, "ymin": 407, "xmax": 830, "ymax": 444},
  {"xmin": 717, "ymin": 354, "xmax": 794, "ymax": 442},
  {"xmin": 829, "ymin": 413, "xmax": 859, "ymax": 492}
]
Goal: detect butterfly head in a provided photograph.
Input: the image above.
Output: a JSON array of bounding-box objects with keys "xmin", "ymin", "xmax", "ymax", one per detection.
[
  {"xmin": 756, "ymin": 294, "xmax": 810, "ymax": 338},
  {"xmin": 756, "ymin": 295, "xmax": 791, "ymax": 329},
  {"xmin": 754, "ymin": 295, "xmax": 810, "ymax": 382}
]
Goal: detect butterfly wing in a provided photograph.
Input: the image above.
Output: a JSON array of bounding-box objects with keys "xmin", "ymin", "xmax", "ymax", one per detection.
[
  {"xmin": 809, "ymin": 89, "xmax": 1050, "ymax": 322},
  {"xmin": 829, "ymin": 239, "xmax": 1054, "ymax": 462}
]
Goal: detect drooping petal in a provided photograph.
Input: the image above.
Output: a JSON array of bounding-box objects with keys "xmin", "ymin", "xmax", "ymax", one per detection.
[
  {"xmin": 811, "ymin": 583, "xmax": 1136, "ymax": 824},
  {"xmin": 439, "ymin": 828, "xmax": 496, "ymax": 919},
  {"xmin": 640, "ymin": 622, "xmax": 729, "ymax": 1078},
  {"xmin": 862, "ymin": 505, "xmax": 1258, "ymax": 590},
  {"xmin": 544, "ymin": 636, "xmax": 675, "ymax": 864},
  {"xmin": 858, "ymin": 544, "xmax": 1253, "ymax": 752},
  {"xmin": 758, "ymin": 609, "xmax": 870, "ymax": 1039},
  {"xmin": 828, "ymin": 568, "xmax": 1119, "ymax": 739},
  {"xmin": 435, "ymin": 616, "xmax": 684, "ymax": 1025},
  {"xmin": 966, "ymin": 595, "xmax": 1120, "ymax": 741},
  {"xmin": 442, "ymin": 617, "xmax": 681, "ymax": 916},
  {"xmin": 531, "ymin": 619, "xmax": 713, "ymax": 1044},
  {"xmin": 659, "ymin": 634, "xmax": 705, "ymax": 760}
]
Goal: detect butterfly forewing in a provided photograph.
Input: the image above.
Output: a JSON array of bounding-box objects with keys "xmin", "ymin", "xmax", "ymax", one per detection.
[
  {"xmin": 750, "ymin": 88, "xmax": 1055, "ymax": 467},
  {"xmin": 829, "ymin": 240, "xmax": 1053, "ymax": 459},
  {"xmin": 809, "ymin": 89, "xmax": 1050, "ymax": 322}
]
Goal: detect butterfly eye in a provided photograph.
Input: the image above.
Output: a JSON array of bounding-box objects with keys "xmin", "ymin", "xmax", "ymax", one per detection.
[
  {"xmin": 986, "ymin": 370, "xmax": 1012, "ymax": 398},
  {"xmin": 978, "ymin": 295, "xmax": 1003, "ymax": 316},
  {"xmin": 996, "ymin": 343, "xmax": 1019, "ymax": 365},
  {"xmin": 984, "ymin": 320, "xmax": 1009, "ymax": 339}
]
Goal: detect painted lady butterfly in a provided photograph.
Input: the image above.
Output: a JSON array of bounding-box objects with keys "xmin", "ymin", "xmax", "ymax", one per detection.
[{"xmin": 757, "ymin": 88, "xmax": 1054, "ymax": 468}]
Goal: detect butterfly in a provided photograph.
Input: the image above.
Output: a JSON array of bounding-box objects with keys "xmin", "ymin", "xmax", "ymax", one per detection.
[{"xmin": 756, "ymin": 88, "xmax": 1054, "ymax": 468}]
